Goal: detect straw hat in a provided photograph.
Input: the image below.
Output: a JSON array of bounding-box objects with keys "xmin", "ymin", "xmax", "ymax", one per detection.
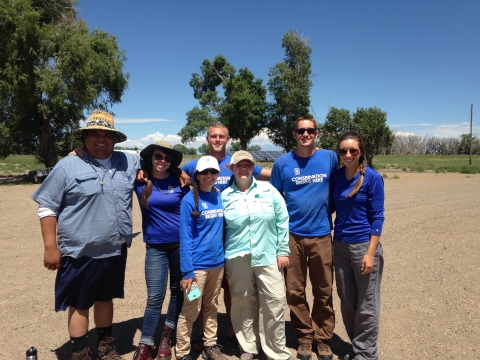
[
  {"xmin": 74, "ymin": 110, "xmax": 127, "ymax": 143},
  {"xmin": 140, "ymin": 140, "xmax": 183, "ymax": 169}
]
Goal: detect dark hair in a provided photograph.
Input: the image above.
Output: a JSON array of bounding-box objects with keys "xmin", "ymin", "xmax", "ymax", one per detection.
[
  {"xmin": 337, "ymin": 131, "xmax": 367, "ymax": 198},
  {"xmin": 140, "ymin": 149, "xmax": 180, "ymax": 209},
  {"xmin": 293, "ymin": 116, "xmax": 318, "ymax": 131},
  {"xmin": 190, "ymin": 171, "xmax": 219, "ymax": 218}
]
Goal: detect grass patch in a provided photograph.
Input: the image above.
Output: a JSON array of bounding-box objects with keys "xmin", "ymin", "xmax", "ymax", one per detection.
[
  {"xmin": 373, "ymin": 155, "xmax": 480, "ymax": 174},
  {"xmin": 0, "ymin": 155, "xmax": 45, "ymax": 176}
]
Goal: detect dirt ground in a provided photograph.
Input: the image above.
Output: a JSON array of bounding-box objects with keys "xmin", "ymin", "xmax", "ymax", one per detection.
[{"xmin": 1, "ymin": 172, "xmax": 479, "ymax": 359}]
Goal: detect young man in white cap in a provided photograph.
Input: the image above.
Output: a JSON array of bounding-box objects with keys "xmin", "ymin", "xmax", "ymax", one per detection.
[{"xmin": 32, "ymin": 110, "xmax": 141, "ymax": 360}]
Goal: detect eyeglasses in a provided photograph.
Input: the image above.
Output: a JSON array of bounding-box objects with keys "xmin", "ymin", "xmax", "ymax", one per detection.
[
  {"xmin": 154, "ymin": 153, "xmax": 173, "ymax": 162},
  {"xmin": 338, "ymin": 148, "xmax": 360, "ymax": 156},
  {"xmin": 198, "ymin": 169, "xmax": 220, "ymax": 175},
  {"xmin": 295, "ymin": 128, "xmax": 317, "ymax": 135},
  {"xmin": 87, "ymin": 131, "xmax": 115, "ymax": 139}
]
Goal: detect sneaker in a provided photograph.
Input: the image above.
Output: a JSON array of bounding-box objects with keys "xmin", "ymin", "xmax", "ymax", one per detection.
[
  {"xmin": 97, "ymin": 337, "xmax": 126, "ymax": 360},
  {"xmin": 72, "ymin": 347, "xmax": 91, "ymax": 360},
  {"xmin": 316, "ymin": 340, "xmax": 333, "ymax": 360},
  {"xmin": 201, "ymin": 344, "xmax": 226, "ymax": 360},
  {"xmin": 156, "ymin": 326, "xmax": 173, "ymax": 360},
  {"xmin": 239, "ymin": 353, "xmax": 254, "ymax": 360},
  {"xmin": 133, "ymin": 343, "xmax": 155, "ymax": 360},
  {"xmin": 296, "ymin": 342, "xmax": 312, "ymax": 360}
]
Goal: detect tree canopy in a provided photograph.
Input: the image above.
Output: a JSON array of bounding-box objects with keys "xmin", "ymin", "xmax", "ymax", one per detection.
[
  {"xmin": 320, "ymin": 106, "xmax": 394, "ymax": 167},
  {"xmin": 173, "ymin": 143, "xmax": 197, "ymax": 155},
  {"xmin": 197, "ymin": 143, "xmax": 210, "ymax": 155},
  {"xmin": 265, "ymin": 30, "xmax": 313, "ymax": 151},
  {"xmin": 0, "ymin": 0, "xmax": 129, "ymax": 167},
  {"xmin": 178, "ymin": 55, "xmax": 267, "ymax": 150}
]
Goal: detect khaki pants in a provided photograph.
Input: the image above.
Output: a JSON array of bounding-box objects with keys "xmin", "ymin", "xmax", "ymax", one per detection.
[
  {"xmin": 284, "ymin": 233, "xmax": 335, "ymax": 344},
  {"xmin": 226, "ymin": 254, "xmax": 292, "ymax": 360},
  {"xmin": 175, "ymin": 266, "xmax": 224, "ymax": 358}
]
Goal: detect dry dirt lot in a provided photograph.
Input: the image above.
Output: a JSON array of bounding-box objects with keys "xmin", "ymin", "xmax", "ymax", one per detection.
[{"xmin": 1, "ymin": 172, "xmax": 479, "ymax": 359}]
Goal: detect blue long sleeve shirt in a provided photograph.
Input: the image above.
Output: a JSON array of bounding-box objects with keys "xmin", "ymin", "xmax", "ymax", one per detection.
[
  {"xmin": 221, "ymin": 178, "xmax": 289, "ymax": 267},
  {"xmin": 331, "ymin": 166, "xmax": 385, "ymax": 243},
  {"xmin": 179, "ymin": 189, "xmax": 225, "ymax": 279}
]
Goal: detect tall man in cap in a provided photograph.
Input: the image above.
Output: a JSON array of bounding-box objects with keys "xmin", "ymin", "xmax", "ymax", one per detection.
[
  {"xmin": 182, "ymin": 123, "xmax": 271, "ymax": 344},
  {"xmin": 32, "ymin": 110, "xmax": 141, "ymax": 360},
  {"xmin": 270, "ymin": 117, "xmax": 338, "ymax": 360}
]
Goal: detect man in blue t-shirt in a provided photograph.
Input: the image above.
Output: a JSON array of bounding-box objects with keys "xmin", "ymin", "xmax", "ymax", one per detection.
[
  {"xmin": 270, "ymin": 117, "xmax": 338, "ymax": 360},
  {"xmin": 182, "ymin": 123, "xmax": 271, "ymax": 190}
]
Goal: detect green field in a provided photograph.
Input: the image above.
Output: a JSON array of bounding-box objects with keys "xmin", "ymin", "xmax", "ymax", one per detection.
[
  {"xmin": 1, "ymin": 154, "xmax": 480, "ymax": 177},
  {"xmin": 373, "ymin": 154, "xmax": 480, "ymax": 174}
]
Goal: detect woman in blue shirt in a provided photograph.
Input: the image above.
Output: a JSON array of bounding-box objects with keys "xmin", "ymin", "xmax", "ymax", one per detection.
[
  {"xmin": 175, "ymin": 156, "xmax": 226, "ymax": 360},
  {"xmin": 330, "ymin": 132, "xmax": 385, "ymax": 360},
  {"xmin": 133, "ymin": 141, "xmax": 189, "ymax": 360},
  {"xmin": 221, "ymin": 151, "xmax": 294, "ymax": 360}
]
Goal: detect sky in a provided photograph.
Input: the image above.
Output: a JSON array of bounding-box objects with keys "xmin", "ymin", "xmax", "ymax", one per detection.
[{"xmin": 75, "ymin": 0, "xmax": 480, "ymax": 151}]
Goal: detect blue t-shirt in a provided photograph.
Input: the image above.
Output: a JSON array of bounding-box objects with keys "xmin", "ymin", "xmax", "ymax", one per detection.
[
  {"xmin": 182, "ymin": 155, "xmax": 262, "ymax": 192},
  {"xmin": 179, "ymin": 189, "xmax": 225, "ymax": 279},
  {"xmin": 330, "ymin": 166, "xmax": 385, "ymax": 243},
  {"xmin": 135, "ymin": 173, "xmax": 190, "ymax": 245},
  {"xmin": 270, "ymin": 150, "xmax": 338, "ymax": 237}
]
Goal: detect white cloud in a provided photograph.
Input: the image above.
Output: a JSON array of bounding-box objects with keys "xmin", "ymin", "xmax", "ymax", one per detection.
[{"xmin": 115, "ymin": 118, "xmax": 172, "ymax": 124}]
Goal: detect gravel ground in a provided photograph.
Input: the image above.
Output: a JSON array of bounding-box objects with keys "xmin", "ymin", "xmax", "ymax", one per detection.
[{"xmin": 1, "ymin": 172, "xmax": 479, "ymax": 359}]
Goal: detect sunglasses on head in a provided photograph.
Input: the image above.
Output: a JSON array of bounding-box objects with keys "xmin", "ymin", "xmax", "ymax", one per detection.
[
  {"xmin": 338, "ymin": 148, "xmax": 360, "ymax": 156},
  {"xmin": 198, "ymin": 168, "xmax": 220, "ymax": 175},
  {"xmin": 295, "ymin": 127, "xmax": 316, "ymax": 135},
  {"xmin": 153, "ymin": 153, "xmax": 173, "ymax": 162}
]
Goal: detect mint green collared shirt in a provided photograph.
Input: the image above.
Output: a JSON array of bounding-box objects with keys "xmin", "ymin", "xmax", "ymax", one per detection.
[{"xmin": 221, "ymin": 178, "xmax": 290, "ymax": 267}]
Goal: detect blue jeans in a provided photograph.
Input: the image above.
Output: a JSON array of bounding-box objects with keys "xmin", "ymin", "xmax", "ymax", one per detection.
[{"xmin": 140, "ymin": 243, "xmax": 183, "ymax": 345}]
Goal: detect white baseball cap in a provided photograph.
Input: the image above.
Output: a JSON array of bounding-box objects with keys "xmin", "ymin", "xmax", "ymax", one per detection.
[{"xmin": 195, "ymin": 156, "xmax": 220, "ymax": 173}]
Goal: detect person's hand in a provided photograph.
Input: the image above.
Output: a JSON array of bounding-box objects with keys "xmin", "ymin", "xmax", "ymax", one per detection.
[
  {"xmin": 68, "ymin": 146, "xmax": 85, "ymax": 157},
  {"xmin": 136, "ymin": 169, "xmax": 148, "ymax": 183},
  {"xmin": 361, "ymin": 254, "xmax": 375, "ymax": 275},
  {"xmin": 44, "ymin": 247, "xmax": 61, "ymax": 270},
  {"xmin": 277, "ymin": 256, "xmax": 289, "ymax": 269},
  {"xmin": 179, "ymin": 169, "xmax": 191, "ymax": 187},
  {"xmin": 181, "ymin": 277, "xmax": 196, "ymax": 293}
]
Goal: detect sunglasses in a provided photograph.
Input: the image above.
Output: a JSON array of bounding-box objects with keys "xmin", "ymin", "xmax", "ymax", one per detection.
[
  {"xmin": 295, "ymin": 128, "xmax": 317, "ymax": 135},
  {"xmin": 338, "ymin": 148, "xmax": 360, "ymax": 156},
  {"xmin": 198, "ymin": 169, "xmax": 220, "ymax": 175},
  {"xmin": 153, "ymin": 153, "xmax": 173, "ymax": 162}
]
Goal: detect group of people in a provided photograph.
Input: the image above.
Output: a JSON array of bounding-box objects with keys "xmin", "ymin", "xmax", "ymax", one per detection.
[{"xmin": 32, "ymin": 111, "xmax": 385, "ymax": 360}]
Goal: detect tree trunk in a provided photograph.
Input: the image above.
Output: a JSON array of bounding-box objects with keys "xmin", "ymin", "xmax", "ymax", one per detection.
[{"xmin": 38, "ymin": 115, "xmax": 58, "ymax": 168}]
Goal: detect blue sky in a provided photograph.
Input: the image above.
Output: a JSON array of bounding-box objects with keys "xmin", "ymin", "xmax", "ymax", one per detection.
[{"xmin": 76, "ymin": 0, "xmax": 480, "ymax": 150}]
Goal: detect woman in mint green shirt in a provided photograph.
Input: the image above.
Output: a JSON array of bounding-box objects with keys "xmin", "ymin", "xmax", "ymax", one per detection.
[{"xmin": 221, "ymin": 151, "xmax": 294, "ymax": 360}]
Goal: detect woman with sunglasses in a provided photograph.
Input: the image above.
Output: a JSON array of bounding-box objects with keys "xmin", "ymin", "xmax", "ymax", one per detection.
[
  {"xmin": 330, "ymin": 131, "xmax": 385, "ymax": 360},
  {"xmin": 222, "ymin": 151, "xmax": 295, "ymax": 360},
  {"xmin": 133, "ymin": 140, "xmax": 190, "ymax": 360},
  {"xmin": 175, "ymin": 156, "xmax": 226, "ymax": 360}
]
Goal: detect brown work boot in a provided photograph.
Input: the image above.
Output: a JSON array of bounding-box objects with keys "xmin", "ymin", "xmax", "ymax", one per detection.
[
  {"xmin": 71, "ymin": 347, "xmax": 91, "ymax": 360},
  {"xmin": 156, "ymin": 326, "xmax": 173, "ymax": 360},
  {"xmin": 201, "ymin": 344, "xmax": 226, "ymax": 360},
  {"xmin": 316, "ymin": 340, "xmax": 333, "ymax": 360},
  {"xmin": 132, "ymin": 343, "xmax": 155, "ymax": 360},
  {"xmin": 97, "ymin": 337, "xmax": 125, "ymax": 360},
  {"xmin": 297, "ymin": 342, "xmax": 312, "ymax": 360}
]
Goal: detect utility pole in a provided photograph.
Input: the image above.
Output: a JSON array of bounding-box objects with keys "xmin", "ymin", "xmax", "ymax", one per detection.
[{"xmin": 469, "ymin": 104, "xmax": 473, "ymax": 165}]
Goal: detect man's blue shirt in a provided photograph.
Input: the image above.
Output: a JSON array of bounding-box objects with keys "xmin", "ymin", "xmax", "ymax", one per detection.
[
  {"xmin": 31, "ymin": 151, "xmax": 141, "ymax": 259},
  {"xmin": 270, "ymin": 150, "xmax": 338, "ymax": 237}
]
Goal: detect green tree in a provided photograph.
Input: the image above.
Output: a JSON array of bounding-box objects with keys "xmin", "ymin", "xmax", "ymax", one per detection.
[
  {"xmin": 198, "ymin": 143, "xmax": 210, "ymax": 155},
  {"xmin": 265, "ymin": 30, "xmax": 313, "ymax": 151},
  {"xmin": 178, "ymin": 55, "xmax": 267, "ymax": 150},
  {"xmin": 0, "ymin": 0, "xmax": 128, "ymax": 167},
  {"xmin": 320, "ymin": 106, "xmax": 393, "ymax": 167},
  {"xmin": 229, "ymin": 141, "xmax": 242, "ymax": 152},
  {"xmin": 319, "ymin": 107, "xmax": 353, "ymax": 150},
  {"xmin": 247, "ymin": 145, "xmax": 261, "ymax": 152},
  {"xmin": 457, "ymin": 134, "xmax": 480, "ymax": 155},
  {"xmin": 174, "ymin": 143, "xmax": 196, "ymax": 155}
]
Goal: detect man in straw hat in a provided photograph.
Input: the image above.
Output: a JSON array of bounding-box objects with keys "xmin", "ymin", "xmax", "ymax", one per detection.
[{"xmin": 32, "ymin": 110, "xmax": 142, "ymax": 360}]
